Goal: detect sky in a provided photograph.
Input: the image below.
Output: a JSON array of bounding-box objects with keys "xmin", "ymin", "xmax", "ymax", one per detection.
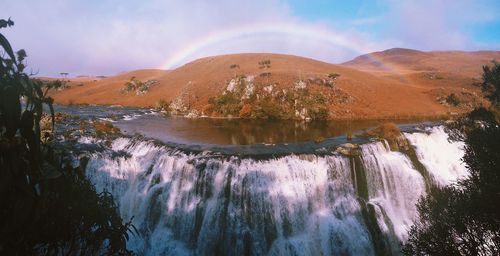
[{"xmin": 1, "ymin": 0, "xmax": 499, "ymax": 77}]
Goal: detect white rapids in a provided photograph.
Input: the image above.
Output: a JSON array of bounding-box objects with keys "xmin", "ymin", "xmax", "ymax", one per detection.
[{"xmin": 84, "ymin": 126, "xmax": 466, "ymax": 255}]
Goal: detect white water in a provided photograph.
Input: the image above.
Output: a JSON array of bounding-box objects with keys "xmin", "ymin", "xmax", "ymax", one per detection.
[
  {"xmin": 404, "ymin": 126, "xmax": 467, "ymax": 186},
  {"xmin": 84, "ymin": 126, "xmax": 466, "ymax": 255},
  {"xmin": 361, "ymin": 141, "xmax": 425, "ymax": 241}
]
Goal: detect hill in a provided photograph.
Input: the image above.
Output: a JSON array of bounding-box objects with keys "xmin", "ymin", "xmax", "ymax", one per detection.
[
  {"xmin": 344, "ymin": 47, "xmax": 500, "ymax": 76},
  {"xmin": 49, "ymin": 50, "xmax": 500, "ymax": 120}
]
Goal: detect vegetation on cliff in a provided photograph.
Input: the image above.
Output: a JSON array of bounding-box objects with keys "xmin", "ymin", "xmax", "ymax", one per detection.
[
  {"xmin": 206, "ymin": 72, "xmax": 342, "ymax": 120},
  {"xmin": 0, "ymin": 18, "xmax": 133, "ymax": 255}
]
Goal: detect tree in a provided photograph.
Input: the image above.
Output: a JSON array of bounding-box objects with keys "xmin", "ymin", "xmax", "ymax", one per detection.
[
  {"xmin": 59, "ymin": 72, "xmax": 69, "ymax": 80},
  {"xmin": 1, "ymin": 18, "xmax": 134, "ymax": 255},
  {"xmin": 481, "ymin": 61, "xmax": 500, "ymax": 104},
  {"xmin": 403, "ymin": 62, "xmax": 500, "ymax": 255}
]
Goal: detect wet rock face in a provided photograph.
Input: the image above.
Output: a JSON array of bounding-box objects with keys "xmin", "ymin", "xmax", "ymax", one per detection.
[{"xmin": 335, "ymin": 143, "xmax": 360, "ymax": 156}]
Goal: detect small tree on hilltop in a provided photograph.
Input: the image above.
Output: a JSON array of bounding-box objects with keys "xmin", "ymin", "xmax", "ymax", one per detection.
[{"xmin": 258, "ymin": 59, "xmax": 271, "ymax": 84}]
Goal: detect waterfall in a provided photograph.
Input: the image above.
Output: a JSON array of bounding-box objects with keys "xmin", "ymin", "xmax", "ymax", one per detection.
[
  {"xmin": 84, "ymin": 126, "xmax": 466, "ymax": 255},
  {"xmin": 360, "ymin": 141, "xmax": 425, "ymax": 242},
  {"xmin": 404, "ymin": 126, "xmax": 467, "ymax": 186}
]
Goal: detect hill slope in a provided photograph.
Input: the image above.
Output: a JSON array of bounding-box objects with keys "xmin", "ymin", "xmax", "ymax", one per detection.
[
  {"xmin": 344, "ymin": 48, "xmax": 500, "ymax": 76},
  {"xmin": 50, "ymin": 51, "xmax": 499, "ymax": 120}
]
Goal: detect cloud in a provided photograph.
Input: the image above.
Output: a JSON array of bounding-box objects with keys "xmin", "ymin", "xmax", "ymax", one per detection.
[
  {"xmin": 381, "ymin": 0, "xmax": 500, "ymax": 50},
  {"xmin": 1, "ymin": 0, "xmax": 498, "ymax": 76},
  {"xmin": 1, "ymin": 0, "xmax": 393, "ymax": 76}
]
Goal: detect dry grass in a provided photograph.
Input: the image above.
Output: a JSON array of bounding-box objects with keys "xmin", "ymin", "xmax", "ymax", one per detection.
[
  {"xmin": 93, "ymin": 121, "xmax": 120, "ymax": 137},
  {"xmin": 363, "ymin": 122, "xmax": 410, "ymax": 151},
  {"xmin": 49, "ymin": 51, "xmax": 500, "ymax": 120},
  {"xmin": 365, "ymin": 123, "xmax": 401, "ymax": 141}
]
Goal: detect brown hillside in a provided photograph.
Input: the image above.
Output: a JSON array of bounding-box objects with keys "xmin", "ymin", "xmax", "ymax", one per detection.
[
  {"xmin": 49, "ymin": 51, "xmax": 498, "ymax": 120},
  {"xmin": 344, "ymin": 48, "xmax": 500, "ymax": 76}
]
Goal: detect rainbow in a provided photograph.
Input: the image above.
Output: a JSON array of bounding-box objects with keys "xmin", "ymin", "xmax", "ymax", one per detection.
[{"xmin": 161, "ymin": 22, "xmax": 403, "ymax": 77}]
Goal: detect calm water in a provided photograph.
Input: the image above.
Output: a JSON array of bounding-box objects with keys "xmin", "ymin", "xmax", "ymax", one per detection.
[
  {"xmin": 53, "ymin": 104, "xmax": 439, "ymax": 148},
  {"xmin": 116, "ymin": 115, "xmax": 438, "ymax": 145}
]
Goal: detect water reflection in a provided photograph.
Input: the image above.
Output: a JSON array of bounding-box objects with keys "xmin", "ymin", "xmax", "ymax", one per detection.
[{"xmin": 117, "ymin": 116, "xmax": 436, "ymax": 145}]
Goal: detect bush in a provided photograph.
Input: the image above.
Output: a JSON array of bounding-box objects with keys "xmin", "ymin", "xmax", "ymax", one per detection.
[
  {"xmin": 93, "ymin": 121, "xmax": 120, "ymax": 137},
  {"xmin": 309, "ymin": 107, "xmax": 329, "ymax": 120},
  {"xmin": 239, "ymin": 104, "xmax": 252, "ymax": 118},
  {"xmin": 403, "ymin": 61, "xmax": 500, "ymax": 255},
  {"xmin": 258, "ymin": 59, "xmax": 271, "ymax": 69},
  {"xmin": 254, "ymin": 99, "xmax": 283, "ymax": 119},
  {"xmin": 156, "ymin": 99, "xmax": 170, "ymax": 111},
  {"xmin": 328, "ymin": 73, "xmax": 340, "ymax": 79},
  {"xmin": 403, "ymin": 112, "xmax": 500, "ymax": 255},
  {"xmin": 122, "ymin": 77, "xmax": 157, "ymax": 95},
  {"xmin": 446, "ymin": 93, "xmax": 460, "ymax": 106},
  {"xmin": 311, "ymin": 92, "xmax": 326, "ymax": 104},
  {"xmin": 481, "ymin": 61, "xmax": 500, "ymax": 103},
  {"xmin": 0, "ymin": 18, "xmax": 133, "ymax": 255},
  {"xmin": 208, "ymin": 92, "xmax": 242, "ymax": 116}
]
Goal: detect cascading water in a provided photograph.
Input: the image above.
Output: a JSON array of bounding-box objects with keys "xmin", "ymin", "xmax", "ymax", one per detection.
[
  {"xmin": 404, "ymin": 126, "xmax": 468, "ymax": 185},
  {"xmin": 361, "ymin": 141, "xmax": 426, "ymax": 242},
  {"xmin": 83, "ymin": 125, "xmax": 466, "ymax": 255}
]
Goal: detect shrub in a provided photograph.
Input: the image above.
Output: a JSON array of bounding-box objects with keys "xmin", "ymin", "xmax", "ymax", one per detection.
[
  {"xmin": 481, "ymin": 61, "xmax": 500, "ymax": 103},
  {"xmin": 254, "ymin": 99, "xmax": 283, "ymax": 119},
  {"xmin": 258, "ymin": 59, "xmax": 271, "ymax": 69},
  {"xmin": 404, "ymin": 62, "xmax": 500, "ymax": 256},
  {"xmin": 446, "ymin": 93, "xmax": 460, "ymax": 106},
  {"xmin": 328, "ymin": 73, "xmax": 340, "ymax": 79},
  {"xmin": 309, "ymin": 107, "xmax": 329, "ymax": 120},
  {"xmin": 156, "ymin": 99, "xmax": 170, "ymax": 111},
  {"xmin": 209, "ymin": 92, "xmax": 241, "ymax": 116},
  {"xmin": 239, "ymin": 104, "xmax": 252, "ymax": 118},
  {"xmin": 312, "ymin": 92, "xmax": 326, "ymax": 104},
  {"xmin": 259, "ymin": 72, "xmax": 271, "ymax": 78},
  {"xmin": 0, "ymin": 18, "xmax": 132, "ymax": 255},
  {"xmin": 121, "ymin": 77, "xmax": 157, "ymax": 95},
  {"xmin": 404, "ymin": 109, "xmax": 500, "ymax": 255},
  {"xmin": 93, "ymin": 121, "xmax": 120, "ymax": 137}
]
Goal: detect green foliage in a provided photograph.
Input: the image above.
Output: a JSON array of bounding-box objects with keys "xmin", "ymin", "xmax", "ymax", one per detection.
[
  {"xmin": 403, "ymin": 112, "xmax": 500, "ymax": 255},
  {"xmin": 207, "ymin": 76, "xmax": 331, "ymax": 120},
  {"xmin": 403, "ymin": 62, "xmax": 500, "ymax": 255},
  {"xmin": 253, "ymin": 99, "xmax": 284, "ymax": 119},
  {"xmin": 1, "ymin": 155, "xmax": 135, "ymax": 255},
  {"xmin": 208, "ymin": 92, "xmax": 242, "ymax": 116},
  {"xmin": 0, "ymin": 18, "xmax": 133, "ymax": 254},
  {"xmin": 481, "ymin": 61, "xmax": 500, "ymax": 104}
]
